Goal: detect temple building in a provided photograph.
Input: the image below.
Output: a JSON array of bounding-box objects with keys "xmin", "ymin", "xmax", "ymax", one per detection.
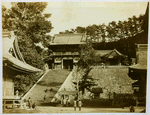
[
  {"xmin": 128, "ymin": 44, "xmax": 147, "ymax": 106},
  {"xmin": 128, "ymin": 3, "xmax": 148, "ymax": 106},
  {"xmin": 48, "ymin": 33, "xmax": 128, "ymax": 69},
  {"xmin": 95, "ymin": 49, "xmax": 127, "ymax": 66},
  {"xmin": 3, "ymin": 31, "xmax": 41, "ymax": 109},
  {"xmin": 48, "ymin": 33, "xmax": 87, "ymax": 69}
]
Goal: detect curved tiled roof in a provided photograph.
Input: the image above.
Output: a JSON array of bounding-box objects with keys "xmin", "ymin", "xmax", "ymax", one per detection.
[
  {"xmin": 3, "ymin": 54, "xmax": 41, "ymax": 74},
  {"xmin": 95, "ymin": 49, "xmax": 126, "ymax": 58},
  {"xmin": 3, "ymin": 31, "xmax": 41, "ymax": 74},
  {"xmin": 50, "ymin": 33, "xmax": 86, "ymax": 45}
]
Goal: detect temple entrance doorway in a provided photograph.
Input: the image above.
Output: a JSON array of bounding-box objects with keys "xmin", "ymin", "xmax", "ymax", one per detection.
[{"xmin": 63, "ymin": 59, "xmax": 73, "ymax": 70}]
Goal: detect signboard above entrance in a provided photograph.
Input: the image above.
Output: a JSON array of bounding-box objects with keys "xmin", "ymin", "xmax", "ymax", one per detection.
[{"xmin": 55, "ymin": 58, "xmax": 62, "ymax": 63}]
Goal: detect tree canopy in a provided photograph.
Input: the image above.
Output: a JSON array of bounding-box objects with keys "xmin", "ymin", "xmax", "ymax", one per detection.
[
  {"xmin": 59, "ymin": 14, "xmax": 144, "ymax": 43},
  {"xmin": 2, "ymin": 2, "xmax": 53, "ymax": 69}
]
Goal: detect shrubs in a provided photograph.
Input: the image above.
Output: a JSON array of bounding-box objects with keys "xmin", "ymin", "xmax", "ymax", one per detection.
[
  {"xmin": 14, "ymin": 71, "xmax": 44, "ymax": 96},
  {"xmin": 112, "ymin": 93, "xmax": 136, "ymax": 107}
]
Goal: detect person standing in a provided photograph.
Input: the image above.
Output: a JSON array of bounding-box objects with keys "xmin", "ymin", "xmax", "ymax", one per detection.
[
  {"xmin": 28, "ymin": 97, "xmax": 32, "ymax": 109},
  {"xmin": 63, "ymin": 98, "xmax": 66, "ymax": 107},
  {"xmin": 130, "ymin": 105, "xmax": 135, "ymax": 112},
  {"xmin": 78, "ymin": 100, "xmax": 82, "ymax": 111},
  {"xmin": 74, "ymin": 100, "xmax": 77, "ymax": 111},
  {"xmin": 61, "ymin": 96, "xmax": 64, "ymax": 105},
  {"xmin": 43, "ymin": 95, "xmax": 46, "ymax": 101},
  {"xmin": 66, "ymin": 99, "xmax": 69, "ymax": 107}
]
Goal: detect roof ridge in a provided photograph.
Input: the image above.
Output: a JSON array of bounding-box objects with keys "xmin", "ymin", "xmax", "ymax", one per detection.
[{"xmin": 55, "ymin": 33, "xmax": 84, "ymax": 36}]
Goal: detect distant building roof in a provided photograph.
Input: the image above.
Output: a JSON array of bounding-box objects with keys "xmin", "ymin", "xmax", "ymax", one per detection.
[
  {"xmin": 95, "ymin": 49, "xmax": 126, "ymax": 58},
  {"xmin": 50, "ymin": 33, "xmax": 86, "ymax": 45}
]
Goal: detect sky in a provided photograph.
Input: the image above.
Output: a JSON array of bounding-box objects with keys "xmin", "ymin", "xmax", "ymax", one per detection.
[{"xmin": 2, "ymin": 2, "xmax": 148, "ymax": 36}]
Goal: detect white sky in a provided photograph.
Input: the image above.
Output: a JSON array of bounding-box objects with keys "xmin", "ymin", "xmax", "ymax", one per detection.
[{"xmin": 2, "ymin": 2, "xmax": 148, "ymax": 36}]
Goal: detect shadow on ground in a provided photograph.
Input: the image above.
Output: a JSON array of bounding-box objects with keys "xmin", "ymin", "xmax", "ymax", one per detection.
[
  {"xmin": 39, "ymin": 102, "xmax": 62, "ymax": 107},
  {"xmin": 37, "ymin": 81, "xmax": 62, "ymax": 87}
]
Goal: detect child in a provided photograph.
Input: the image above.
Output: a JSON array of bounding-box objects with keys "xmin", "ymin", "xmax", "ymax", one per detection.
[
  {"xmin": 23, "ymin": 99, "xmax": 27, "ymax": 109},
  {"xmin": 78, "ymin": 100, "xmax": 82, "ymax": 111},
  {"xmin": 32, "ymin": 103, "xmax": 36, "ymax": 110}
]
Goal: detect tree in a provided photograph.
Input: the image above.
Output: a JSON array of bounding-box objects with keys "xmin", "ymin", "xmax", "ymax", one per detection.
[
  {"xmin": 2, "ymin": 5, "xmax": 11, "ymax": 30},
  {"xmin": 75, "ymin": 26, "xmax": 86, "ymax": 33},
  {"xmin": 79, "ymin": 68, "xmax": 97, "ymax": 94},
  {"xmin": 2, "ymin": 2, "xmax": 53, "ymax": 69},
  {"xmin": 98, "ymin": 23, "xmax": 107, "ymax": 43},
  {"xmin": 116, "ymin": 21, "xmax": 124, "ymax": 40},
  {"xmin": 73, "ymin": 42, "xmax": 100, "ymax": 95},
  {"xmin": 107, "ymin": 21, "xmax": 118, "ymax": 42},
  {"xmin": 78, "ymin": 42, "xmax": 100, "ymax": 69}
]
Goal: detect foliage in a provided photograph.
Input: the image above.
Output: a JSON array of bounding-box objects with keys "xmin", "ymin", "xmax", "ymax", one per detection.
[
  {"xmin": 2, "ymin": 2, "xmax": 53, "ymax": 69},
  {"xmin": 78, "ymin": 42, "xmax": 101, "ymax": 69},
  {"xmin": 19, "ymin": 45, "xmax": 45, "ymax": 69},
  {"xmin": 14, "ymin": 72, "xmax": 43, "ymax": 95},
  {"xmin": 73, "ymin": 42, "xmax": 100, "ymax": 94},
  {"xmin": 79, "ymin": 68, "xmax": 97, "ymax": 94},
  {"xmin": 59, "ymin": 14, "xmax": 145, "ymax": 43},
  {"xmin": 42, "ymin": 48, "xmax": 53, "ymax": 62},
  {"xmin": 112, "ymin": 93, "xmax": 136, "ymax": 107}
]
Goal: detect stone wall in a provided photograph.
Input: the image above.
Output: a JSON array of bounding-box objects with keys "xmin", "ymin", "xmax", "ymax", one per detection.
[{"xmin": 51, "ymin": 67, "xmax": 135, "ymax": 101}]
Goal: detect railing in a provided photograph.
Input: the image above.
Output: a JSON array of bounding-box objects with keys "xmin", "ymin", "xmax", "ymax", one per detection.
[
  {"xmin": 3, "ymin": 99, "xmax": 22, "ymax": 110},
  {"xmin": 53, "ymin": 52, "xmax": 79, "ymax": 56}
]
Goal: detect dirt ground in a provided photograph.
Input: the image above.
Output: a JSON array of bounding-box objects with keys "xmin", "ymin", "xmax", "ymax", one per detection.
[{"xmin": 3, "ymin": 106, "xmax": 146, "ymax": 113}]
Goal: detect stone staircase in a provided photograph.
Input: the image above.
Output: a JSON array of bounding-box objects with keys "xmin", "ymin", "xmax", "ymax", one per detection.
[{"xmin": 23, "ymin": 69, "xmax": 71, "ymax": 106}]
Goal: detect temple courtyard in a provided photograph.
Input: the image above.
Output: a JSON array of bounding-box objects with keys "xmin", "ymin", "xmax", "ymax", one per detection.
[{"xmin": 3, "ymin": 106, "xmax": 145, "ymax": 113}]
